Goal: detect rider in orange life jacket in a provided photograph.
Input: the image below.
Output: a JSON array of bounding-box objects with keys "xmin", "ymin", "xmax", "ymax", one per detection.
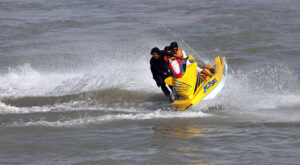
[{"xmin": 169, "ymin": 42, "xmax": 215, "ymax": 77}]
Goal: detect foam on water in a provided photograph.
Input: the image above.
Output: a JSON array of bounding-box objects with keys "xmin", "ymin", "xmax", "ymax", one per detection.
[
  {"xmin": 1, "ymin": 57, "xmax": 300, "ymax": 124},
  {"xmin": 7, "ymin": 110, "xmax": 210, "ymax": 127},
  {"xmin": 0, "ymin": 64, "xmax": 79, "ymax": 97},
  {"xmin": 0, "ymin": 99, "xmax": 146, "ymax": 114},
  {"xmin": 190, "ymin": 64, "xmax": 300, "ymax": 123},
  {"xmin": 0, "ymin": 42, "xmax": 164, "ymax": 98}
]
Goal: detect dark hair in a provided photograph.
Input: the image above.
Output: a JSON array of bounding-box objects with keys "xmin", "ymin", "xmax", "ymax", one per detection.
[
  {"xmin": 151, "ymin": 47, "xmax": 160, "ymax": 55},
  {"xmin": 170, "ymin": 42, "xmax": 178, "ymax": 49},
  {"xmin": 164, "ymin": 46, "xmax": 170, "ymax": 51}
]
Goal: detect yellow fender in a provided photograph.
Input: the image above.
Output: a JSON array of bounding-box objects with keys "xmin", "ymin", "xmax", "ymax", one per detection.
[{"xmin": 165, "ymin": 76, "xmax": 174, "ymax": 86}]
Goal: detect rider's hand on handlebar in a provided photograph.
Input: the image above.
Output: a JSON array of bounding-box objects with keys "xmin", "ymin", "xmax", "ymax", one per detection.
[{"xmin": 164, "ymin": 72, "xmax": 172, "ymax": 76}]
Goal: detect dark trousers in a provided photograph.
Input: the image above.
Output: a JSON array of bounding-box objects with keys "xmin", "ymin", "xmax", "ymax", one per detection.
[
  {"xmin": 153, "ymin": 74, "xmax": 172, "ymax": 97},
  {"xmin": 161, "ymin": 83, "xmax": 172, "ymax": 97}
]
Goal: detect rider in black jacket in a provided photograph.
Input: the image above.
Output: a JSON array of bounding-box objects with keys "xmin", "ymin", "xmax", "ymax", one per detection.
[{"xmin": 150, "ymin": 47, "xmax": 174, "ymax": 102}]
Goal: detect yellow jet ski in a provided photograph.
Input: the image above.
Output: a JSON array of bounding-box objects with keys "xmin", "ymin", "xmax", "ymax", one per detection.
[{"xmin": 165, "ymin": 55, "xmax": 227, "ymax": 111}]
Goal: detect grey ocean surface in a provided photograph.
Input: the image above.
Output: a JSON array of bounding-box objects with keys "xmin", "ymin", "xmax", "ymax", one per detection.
[{"xmin": 1, "ymin": 0, "xmax": 300, "ymax": 164}]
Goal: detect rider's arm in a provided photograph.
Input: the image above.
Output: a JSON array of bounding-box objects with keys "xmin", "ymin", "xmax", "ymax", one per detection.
[
  {"xmin": 182, "ymin": 50, "xmax": 187, "ymax": 58},
  {"xmin": 196, "ymin": 59, "xmax": 206, "ymax": 68},
  {"xmin": 160, "ymin": 50, "xmax": 174, "ymax": 57},
  {"xmin": 173, "ymin": 54, "xmax": 185, "ymax": 60},
  {"xmin": 162, "ymin": 50, "xmax": 185, "ymax": 60}
]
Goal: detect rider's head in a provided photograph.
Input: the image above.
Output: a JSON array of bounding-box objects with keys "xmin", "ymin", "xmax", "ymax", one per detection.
[
  {"xmin": 170, "ymin": 42, "xmax": 178, "ymax": 54},
  {"xmin": 164, "ymin": 46, "xmax": 171, "ymax": 53},
  {"xmin": 151, "ymin": 47, "xmax": 160, "ymax": 59}
]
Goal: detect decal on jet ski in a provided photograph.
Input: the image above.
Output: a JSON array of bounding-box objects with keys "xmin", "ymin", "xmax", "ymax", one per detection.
[
  {"xmin": 203, "ymin": 78, "xmax": 217, "ymax": 93},
  {"xmin": 175, "ymin": 80, "xmax": 191, "ymax": 92},
  {"xmin": 193, "ymin": 74, "xmax": 202, "ymax": 94}
]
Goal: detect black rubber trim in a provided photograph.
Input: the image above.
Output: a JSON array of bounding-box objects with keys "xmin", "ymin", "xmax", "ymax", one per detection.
[
  {"xmin": 184, "ymin": 104, "xmax": 193, "ymax": 110},
  {"xmin": 194, "ymin": 74, "xmax": 201, "ymax": 94}
]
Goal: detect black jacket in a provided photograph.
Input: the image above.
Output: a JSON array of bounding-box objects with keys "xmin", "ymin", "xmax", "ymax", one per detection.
[
  {"xmin": 150, "ymin": 50, "xmax": 173, "ymax": 86},
  {"xmin": 150, "ymin": 50, "xmax": 173, "ymax": 76}
]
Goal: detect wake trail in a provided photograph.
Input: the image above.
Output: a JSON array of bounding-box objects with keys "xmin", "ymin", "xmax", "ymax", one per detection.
[{"xmin": 4, "ymin": 110, "xmax": 210, "ymax": 127}]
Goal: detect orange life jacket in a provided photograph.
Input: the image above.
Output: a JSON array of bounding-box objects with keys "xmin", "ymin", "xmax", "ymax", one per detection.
[{"xmin": 170, "ymin": 48, "xmax": 183, "ymax": 60}]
